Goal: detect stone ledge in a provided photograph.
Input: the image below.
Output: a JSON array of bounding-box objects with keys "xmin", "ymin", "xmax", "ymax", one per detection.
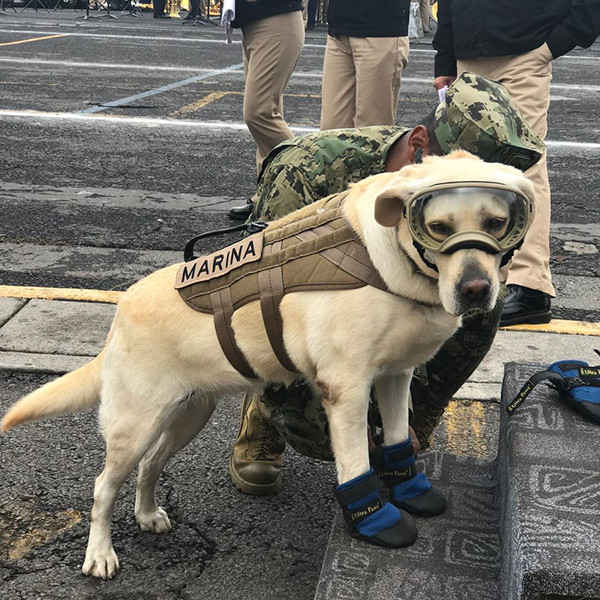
[
  {"xmin": 0, "ymin": 351, "xmax": 90, "ymax": 374},
  {"xmin": 499, "ymin": 362, "xmax": 600, "ymax": 600}
]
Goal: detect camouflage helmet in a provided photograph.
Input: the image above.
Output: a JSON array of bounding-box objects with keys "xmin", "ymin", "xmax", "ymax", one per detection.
[{"xmin": 432, "ymin": 72, "xmax": 544, "ymax": 171}]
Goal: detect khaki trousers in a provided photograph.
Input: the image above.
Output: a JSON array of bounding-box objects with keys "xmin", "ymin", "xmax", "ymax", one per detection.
[
  {"xmin": 419, "ymin": 0, "xmax": 432, "ymax": 32},
  {"xmin": 242, "ymin": 11, "xmax": 305, "ymax": 174},
  {"xmin": 458, "ymin": 43, "xmax": 555, "ymax": 296},
  {"xmin": 320, "ymin": 35, "xmax": 410, "ymax": 130}
]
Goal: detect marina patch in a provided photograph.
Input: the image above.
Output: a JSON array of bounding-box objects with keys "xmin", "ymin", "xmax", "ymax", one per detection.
[{"xmin": 175, "ymin": 232, "xmax": 264, "ymax": 288}]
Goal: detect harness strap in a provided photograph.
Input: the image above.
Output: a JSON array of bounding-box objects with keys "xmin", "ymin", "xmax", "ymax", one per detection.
[
  {"xmin": 258, "ymin": 241, "xmax": 299, "ymax": 374},
  {"xmin": 295, "ymin": 222, "xmax": 388, "ymax": 292},
  {"xmin": 210, "ymin": 288, "xmax": 258, "ymax": 379}
]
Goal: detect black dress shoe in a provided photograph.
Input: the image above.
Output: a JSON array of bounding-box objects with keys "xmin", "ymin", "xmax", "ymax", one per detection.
[
  {"xmin": 500, "ymin": 284, "xmax": 552, "ymax": 326},
  {"xmin": 154, "ymin": 13, "xmax": 171, "ymax": 18},
  {"xmin": 183, "ymin": 12, "xmax": 198, "ymax": 20},
  {"xmin": 229, "ymin": 199, "xmax": 254, "ymax": 221}
]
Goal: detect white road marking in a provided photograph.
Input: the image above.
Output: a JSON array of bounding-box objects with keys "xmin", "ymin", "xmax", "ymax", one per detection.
[
  {"xmin": 81, "ymin": 62, "xmax": 244, "ymax": 113},
  {"xmin": 1, "ymin": 56, "xmax": 598, "ymax": 94},
  {"xmin": 0, "ymin": 57, "xmax": 219, "ymax": 73},
  {"xmin": 1, "ymin": 109, "xmax": 599, "ymax": 151}
]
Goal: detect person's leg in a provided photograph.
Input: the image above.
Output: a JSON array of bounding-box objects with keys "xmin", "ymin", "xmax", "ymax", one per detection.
[
  {"xmin": 242, "ymin": 11, "xmax": 305, "ymax": 174},
  {"xmin": 458, "ymin": 46, "xmax": 554, "ymax": 300},
  {"xmin": 152, "ymin": 0, "xmax": 165, "ymax": 17},
  {"xmin": 229, "ymin": 153, "xmax": 313, "ymax": 494},
  {"xmin": 251, "ymin": 159, "xmax": 316, "ymax": 221},
  {"xmin": 320, "ymin": 35, "xmax": 357, "ymax": 130},
  {"xmin": 419, "ymin": 0, "xmax": 432, "ymax": 32},
  {"xmin": 183, "ymin": 0, "xmax": 198, "ymax": 19},
  {"xmin": 307, "ymin": 0, "xmax": 317, "ymax": 29},
  {"xmin": 352, "ymin": 36, "xmax": 409, "ymax": 127}
]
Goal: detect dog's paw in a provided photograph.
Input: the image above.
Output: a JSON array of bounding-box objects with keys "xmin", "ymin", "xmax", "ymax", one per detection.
[
  {"xmin": 136, "ymin": 506, "xmax": 172, "ymax": 533},
  {"xmin": 82, "ymin": 546, "xmax": 120, "ymax": 579}
]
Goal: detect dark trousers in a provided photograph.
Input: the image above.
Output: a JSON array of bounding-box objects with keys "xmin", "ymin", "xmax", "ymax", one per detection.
[
  {"xmin": 307, "ymin": 0, "xmax": 317, "ymax": 27},
  {"xmin": 153, "ymin": 0, "xmax": 165, "ymax": 16},
  {"xmin": 188, "ymin": 0, "xmax": 199, "ymax": 16}
]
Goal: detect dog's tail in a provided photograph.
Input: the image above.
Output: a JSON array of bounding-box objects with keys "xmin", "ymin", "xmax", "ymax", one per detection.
[{"xmin": 1, "ymin": 353, "xmax": 103, "ymax": 432}]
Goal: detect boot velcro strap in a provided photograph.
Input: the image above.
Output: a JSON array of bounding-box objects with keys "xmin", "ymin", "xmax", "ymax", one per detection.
[
  {"xmin": 335, "ymin": 471, "xmax": 382, "ymax": 506},
  {"xmin": 385, "ymin": 444, "xmax": 414, "ymax": 464},
  {"xmin": 378, "ymin": 463, "xmax": 417, "ymax": 485},
  {"xmin": 343, "ymin": 497, "xmax": 384, "ymax": 525}
]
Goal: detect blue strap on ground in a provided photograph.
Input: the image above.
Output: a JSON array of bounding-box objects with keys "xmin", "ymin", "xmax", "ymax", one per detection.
[{"xmin": 507, "ymin": 354, "xmax": 600, "ymax": 425}]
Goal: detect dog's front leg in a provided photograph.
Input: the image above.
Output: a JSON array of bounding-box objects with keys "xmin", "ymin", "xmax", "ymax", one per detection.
[
  {"xmin": 373, "ymin": 373, "xmax": 447, "ymax": 518},
  {"xmin": 320, "ymin": 375, "xmax": 417, "ymax": 548},
  {"xmin": 319, "ymin": 377, "xmax": 371, "ymax": 484},
  {"xmin": 374, "ymin": 371, "xmax": 412, "ymax": 447}
]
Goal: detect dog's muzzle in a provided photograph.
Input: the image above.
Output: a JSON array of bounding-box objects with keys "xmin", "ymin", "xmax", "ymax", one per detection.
[{"xmin": 406, "ymin": 182, "xmax": 534, "ymax": 270}]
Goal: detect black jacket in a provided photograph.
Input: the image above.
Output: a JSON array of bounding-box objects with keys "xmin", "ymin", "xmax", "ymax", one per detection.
[
  {"xmin": 232, "ymin": 0, "xmax": 302, "ymax": 28},
  {"xmin": 433, "ymin": 0, "xmax": 600, "ymax": 76},
  {"xmin": 327, "ymin": 0, "xmax": 411, "ymax": 37}
]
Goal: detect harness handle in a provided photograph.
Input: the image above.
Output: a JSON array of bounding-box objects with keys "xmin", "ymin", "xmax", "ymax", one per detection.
[{"xmin": 183, "ymin": 221, "xmax": 268, "ymax": 262}]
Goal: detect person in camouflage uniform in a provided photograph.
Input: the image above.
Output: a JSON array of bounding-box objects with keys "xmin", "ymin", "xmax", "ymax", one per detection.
[{"xmin": 229, "ymin": 72, "xmax": 545, "ymax": 496}]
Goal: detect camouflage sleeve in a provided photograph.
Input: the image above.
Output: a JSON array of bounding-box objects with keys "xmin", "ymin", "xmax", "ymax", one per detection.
[{"xmin": 251, "ymin": 163, "xmax": 321, "ymax": 222}]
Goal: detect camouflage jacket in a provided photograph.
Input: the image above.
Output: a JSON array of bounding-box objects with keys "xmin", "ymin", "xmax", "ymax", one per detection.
[{"xmin": 251, "ymin": 126, "xmax": 410, "ymax": 221}]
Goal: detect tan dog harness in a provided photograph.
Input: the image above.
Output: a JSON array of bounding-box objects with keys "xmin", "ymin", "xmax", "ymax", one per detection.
[{"xmin": 175, "ymin": 192, "xmax": 392, "ymax": 379}]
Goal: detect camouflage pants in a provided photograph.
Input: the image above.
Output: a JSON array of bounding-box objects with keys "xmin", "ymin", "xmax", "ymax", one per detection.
[
  {"xmin": 249, "ymin": 170, "xmax": 504, "ymax": 460},
  {"xmin": 251, "ymin": 146, "xmax": 327, "ymax": 222}
]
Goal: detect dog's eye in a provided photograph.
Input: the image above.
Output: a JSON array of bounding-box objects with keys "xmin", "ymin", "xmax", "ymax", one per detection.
[
  {"xmin": 484, "ymin": 217, "xmax": 508, "ymax": 234},
  {"xmin": 427, "ymin": 221, "xmax": 453, "ymax": 238}
]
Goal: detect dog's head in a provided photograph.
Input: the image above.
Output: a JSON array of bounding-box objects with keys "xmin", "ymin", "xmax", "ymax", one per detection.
[{"xmin": 373, "ymin": 151, "xmax": 535, "ymax": 315}]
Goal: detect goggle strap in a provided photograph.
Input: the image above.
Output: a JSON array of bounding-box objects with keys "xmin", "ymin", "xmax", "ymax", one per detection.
[{"xmin": 412, "ymin": 240, "xmax": 438, "ymax": 272}]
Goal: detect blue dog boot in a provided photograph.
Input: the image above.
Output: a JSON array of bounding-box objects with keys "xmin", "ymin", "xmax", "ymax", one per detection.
[
  {"xmin": 373, "ymin": 438, "xmax": 447, "ymax": 517},
  {"xmin": 507, "ymin": 358, "xmax": 600, "ymax": 425},
  {"xmin": 335, "ymin": 469, "xmax": 417, "ymax": 548}
]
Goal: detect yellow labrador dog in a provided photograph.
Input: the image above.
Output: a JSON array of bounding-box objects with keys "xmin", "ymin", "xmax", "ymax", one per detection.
[{"xmin": 1, "ymin": 151, "xmax": 534, "ymax": 579}]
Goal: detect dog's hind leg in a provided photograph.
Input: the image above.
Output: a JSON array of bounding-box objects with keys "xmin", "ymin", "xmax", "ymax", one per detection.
[
  {"xmin": 83, "ymin": 388, "xmax": 179, "ymax": 579},
  {"xmin": 134, "ymin": 393, "xmax": 216, "ymax": 533}
]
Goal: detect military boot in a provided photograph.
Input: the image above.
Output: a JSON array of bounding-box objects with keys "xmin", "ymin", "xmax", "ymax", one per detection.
[{"xmin": 229, "ymin": 393, "xmax": 286, "ymax": 495}]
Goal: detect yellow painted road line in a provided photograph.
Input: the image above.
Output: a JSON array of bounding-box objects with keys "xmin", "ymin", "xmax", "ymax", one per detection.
[
  {"xmin": 1, "ymin": 285, "xmax": 599, "ymax": 335},
  {"xmin": 170, "ymin": 90, "xmax": 320, "ymax": 117},
  {"xmin": 0, "ymin": 285, "xmax": 122, "ymax": 304},
  {"xmin": 0, "ymin": 33, "xmax": 68, "ymax": 47},
  {"xmin": 170, "ymin": 91, "xmax": 230, "ymax": 117},
  {"xmin": 501, "ymin": 319, "xmax": 600, "ymax": 336}
]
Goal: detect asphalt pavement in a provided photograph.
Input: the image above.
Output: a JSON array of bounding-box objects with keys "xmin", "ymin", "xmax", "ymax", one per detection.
[{"xmin": 1, "ymin": 8, "xmax": 600, "ymax": 600}]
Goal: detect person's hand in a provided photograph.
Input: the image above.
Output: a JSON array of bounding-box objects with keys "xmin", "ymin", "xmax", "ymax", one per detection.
[{"xmin": 433, "ymin": 76, "xmax": 456, "ymax": 90}]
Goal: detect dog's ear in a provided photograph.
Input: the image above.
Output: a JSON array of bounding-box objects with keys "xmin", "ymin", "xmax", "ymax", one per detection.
[{"xmin": 374, "ymin": 187, "xmax": 408, "ymax": 227}]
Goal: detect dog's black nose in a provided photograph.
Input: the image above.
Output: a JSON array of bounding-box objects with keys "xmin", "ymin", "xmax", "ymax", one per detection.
[{"xmin": 460, "ymin": 278, "xmax": 491, "ymax": 303}]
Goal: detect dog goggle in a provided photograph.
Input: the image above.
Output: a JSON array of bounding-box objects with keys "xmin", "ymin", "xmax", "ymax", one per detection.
[{"xmin": 407, "ymin": 182, "xmax": 534, "ymax": 259}]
